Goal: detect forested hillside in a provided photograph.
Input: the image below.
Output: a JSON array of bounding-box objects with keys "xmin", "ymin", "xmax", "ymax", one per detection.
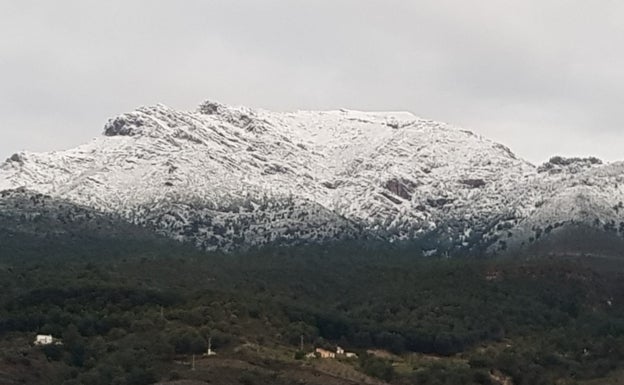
[{"xmin": 2, "ymin": 239, "xmax": 624, "ymax": 384}]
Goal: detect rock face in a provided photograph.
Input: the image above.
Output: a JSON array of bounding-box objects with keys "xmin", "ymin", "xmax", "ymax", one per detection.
[{"xmin": 1, "ymin": 100, "xmax": 623, "ymax": 255}]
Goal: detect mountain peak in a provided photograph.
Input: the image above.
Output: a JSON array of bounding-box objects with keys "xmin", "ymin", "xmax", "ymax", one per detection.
[
  {"xmin": 197, "ymin": 100, "xmax": 231, "ymax": 115},
  {"xmin": 103, "ymin": 104, "xmax": 175, "ymax": 137}
]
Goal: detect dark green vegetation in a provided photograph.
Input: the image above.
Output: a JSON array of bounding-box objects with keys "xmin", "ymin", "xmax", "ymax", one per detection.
[
  {"xmin": 0, "ymin": 189, "xmax": 193, "ymax": 265},
  {"xmin": 2, "ymin": 238, "xmax": 624, "ymax": 385}
]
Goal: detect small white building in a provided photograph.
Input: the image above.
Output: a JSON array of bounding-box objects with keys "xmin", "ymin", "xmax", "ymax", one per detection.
[
  {"xmin": 311, "ymin": 346, "xmax": 358, "ymax": 359},
  {"xmin": 336, "ymin": 346, "xmax": 357, "ymax": 358},
  {"xmin": 315, "ymin": 348, "xmax": 336, "ymax": 359},
  {"xmin": 34, "ymin": 335, "xmax": 55, "ymax": 345}
]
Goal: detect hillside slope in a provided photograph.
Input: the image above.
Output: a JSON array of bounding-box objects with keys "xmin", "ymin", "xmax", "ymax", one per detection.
[{"xmin": 0, "ymin": 188, "xmax": 197, "ymax": 262}]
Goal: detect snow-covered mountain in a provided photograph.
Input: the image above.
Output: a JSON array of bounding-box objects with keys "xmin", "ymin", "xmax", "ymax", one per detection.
[{"xmin": 1, "ymin": 100, "xmax": 623, "ymax": 256}]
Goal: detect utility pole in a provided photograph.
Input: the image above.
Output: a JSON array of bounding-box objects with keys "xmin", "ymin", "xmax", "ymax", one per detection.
[{"xmin": 300, "ymin": 334, "xmax": 304, "ymax": 351}]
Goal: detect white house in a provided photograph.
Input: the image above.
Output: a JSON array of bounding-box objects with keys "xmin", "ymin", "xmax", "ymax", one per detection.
[
  {"xmin": 310, "ymin": 346, "xmax": 358, "ymax": 359},
  {"xmin": 315, "ymin": 348, "xmax": 336, "ymax": 359},
  {"xmin": 336, "ymin": 346, "xmax": 358, "ymax": 358},
  {"xmin": 34, "ymin": 335, "xmax": 55, "ymax": 345}
]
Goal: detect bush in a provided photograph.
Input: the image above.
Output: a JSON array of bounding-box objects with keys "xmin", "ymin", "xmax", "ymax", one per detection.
[
  {"xmin": 358, "ymin": 354, "xmax": 395, "ymax": 382},
  {"xmin": 42, "ymin": 343, "xmax": 64, "ymax": 361},
  {"xmin": 169, "ymin": 328, "xmax": 207, "ymax": 354}
]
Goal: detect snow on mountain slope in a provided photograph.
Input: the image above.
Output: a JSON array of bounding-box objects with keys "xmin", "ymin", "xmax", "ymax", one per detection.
[
  {"xmin": 1, "ymin": 101, "xmax": 623, "ymax": 254},
  {"xmin": 494, "ymin": 160, "xmax": 624, "ymax": 255}
]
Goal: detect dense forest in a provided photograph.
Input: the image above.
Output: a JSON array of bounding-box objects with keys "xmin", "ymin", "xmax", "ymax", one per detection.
[{"xmin": 2, "ymin": 237, "xmax": 624, "ymax": 384}]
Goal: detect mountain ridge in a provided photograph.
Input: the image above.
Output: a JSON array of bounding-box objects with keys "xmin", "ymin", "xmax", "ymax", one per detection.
[{"xmin": 1, "ymin": 101, "xmax": 623, "ymax": 255}]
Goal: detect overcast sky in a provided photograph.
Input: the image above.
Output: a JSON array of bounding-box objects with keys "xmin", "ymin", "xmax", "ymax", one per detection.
[{"xmin": 1, "ymin": 1, "xmax": 623, "ymax": 164}]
